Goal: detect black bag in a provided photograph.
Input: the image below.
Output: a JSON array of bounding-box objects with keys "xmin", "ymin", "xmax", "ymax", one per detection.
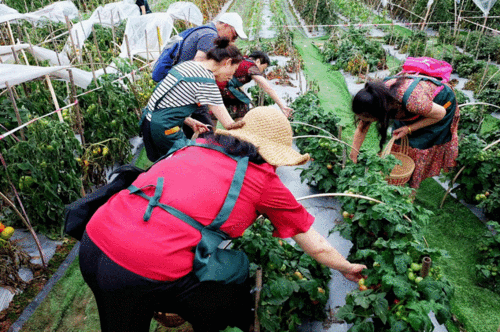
[{"xmin": 64, "ymin": 165, "xmax": 145, "ymax": 241}]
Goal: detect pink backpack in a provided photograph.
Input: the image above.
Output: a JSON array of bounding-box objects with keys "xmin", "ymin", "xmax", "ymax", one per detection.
[{"xmin": 401, "ymin": 57, "xmax": 453, "ymax": 83}]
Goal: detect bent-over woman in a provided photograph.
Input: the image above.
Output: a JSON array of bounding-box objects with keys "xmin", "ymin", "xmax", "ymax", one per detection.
[
  {"xmin": 140, "ymin": 37, "xmax": 244, "ymax": 162},
  {"xmin": 81, "ymin": 107, "xmax": 367, "ymax": 332},
  {"xmin": 350, "ymin": 75, "xmax": 459, "ymax": 189}
]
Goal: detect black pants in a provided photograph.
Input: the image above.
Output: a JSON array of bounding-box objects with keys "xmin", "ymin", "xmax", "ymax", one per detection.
[
  {"xmin": 182, "ymin": 105, "xmax": 214, "ymax": 139},
  {"xmin": 79, "ymin": 232, "xmax": 253, "ymax": 332}
]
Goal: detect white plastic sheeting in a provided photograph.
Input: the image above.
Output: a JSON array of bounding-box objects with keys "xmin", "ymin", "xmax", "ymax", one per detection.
[
  {"xmin": 119, "ymin": 13, "xmax": 174, "ymax": 60},
  {"xmin": 0, "ymin": 1, "xmax": 78, "ymax": 24},
  {"xmin": 62, "ymin": 0, "xmax": 140, "ymax": 57},
  {"xmin": 165, "ymin": 1, "xmax": 203, "ymax": 26},
  {"xmin": 471, "ymin": 0, "xmax": 498, "ymax": 15},
  {"xmin": 0, "ymin": 1, "xmax": 204, "ymax": 90},
  {"xmin": 118, "ymin": 2, "xmax": 204, "ymax": 61},
  {"xmin": 0, "ymin": 64, "xmax": 93, "ymax": 89}
]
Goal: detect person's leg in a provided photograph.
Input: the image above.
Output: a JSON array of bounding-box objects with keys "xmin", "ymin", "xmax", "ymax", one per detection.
[
  {"xmin": 170, "ymin": 277, "xmax": 254, "ymax": 332},
  {"xmin": 141, "ymin": 120, "xmax": 162, "ymax": 162},
  {"xmin": 79, "ymin": 232, "xmax": 155, "ymax": 332}
]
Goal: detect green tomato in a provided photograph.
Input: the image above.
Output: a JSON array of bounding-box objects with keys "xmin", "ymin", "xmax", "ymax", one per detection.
[
  {"xmin": 280, "ymin": 264, "xmax": 287, "ymax": 271},
  {"xmin": 415, "ymin": 277, "xmax": 423, "ymax": 284},
  {"xmin": 410, "ymin": 263, "xmax": 421, "ymax": 272},
  {"xmin": 408, "ymin": 272, "xmax": 416, "ymax": 281}
]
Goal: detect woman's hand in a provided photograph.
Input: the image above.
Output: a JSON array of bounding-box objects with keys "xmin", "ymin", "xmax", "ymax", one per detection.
[
  {"xmin": 225, "ymin": 120, "xmax": 245, "ymax": 130},
  {"xmin": 340, "ymin": 263, "xmax": 368, "ymax": 283},
  {"xmin": 281, "ymin": 106, "xmax": 293, "ymax": 118},
  {"xmin": 184, "ymin": 117, "xmax": 210, "ymax": 133},
  {"xmin": 392, "ymin": 126, "xmax": 411, "ymax": 140}
]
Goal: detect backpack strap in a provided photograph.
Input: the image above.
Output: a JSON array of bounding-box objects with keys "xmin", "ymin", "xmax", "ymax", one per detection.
[
  {"xmin": 385, "ymin": 75, "xmax": 444, "ymax": 107},
  {"xmin": 173, "ymin": 25, "xmax": 218, "ymax": 65}
]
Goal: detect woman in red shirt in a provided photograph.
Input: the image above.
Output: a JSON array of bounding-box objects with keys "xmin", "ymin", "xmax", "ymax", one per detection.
[{"xmin": 79, "ymin": 107, "xmax": 366, "ymax": 332}]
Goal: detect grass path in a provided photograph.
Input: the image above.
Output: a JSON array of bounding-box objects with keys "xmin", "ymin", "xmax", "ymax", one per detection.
[{"xmin": 291, "ymin": 28, "xmax": 500, "ymax": 332}]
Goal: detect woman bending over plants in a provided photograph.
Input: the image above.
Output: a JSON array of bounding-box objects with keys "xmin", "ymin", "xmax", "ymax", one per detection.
[
  {"xmin": 350, "ymin": 74, "xmax": 460, "ymax": 190},
  {"xmin": 80, "ymin": 107, "xmax": 366, "ymax": 332}
]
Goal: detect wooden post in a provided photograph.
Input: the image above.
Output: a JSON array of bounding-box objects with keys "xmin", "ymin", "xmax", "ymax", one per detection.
[
  {"xmin": 157, "ymin": 26, "xmax": 162, "ymax": 54},
  {"xmin": 44, "ymin": 75, "xmax": 64, "ymax": 123},
  {"xmin": 474, "ymin": 15, "xmax": 488, "ymax": 60},
  {"xmin": 254, "ymin": 267, "xmax": 263, "ymax": 332},
  {"xmin": 5, "ymin": 82, "xmax": 25, "ymax": 140},
  {"xmin": 67, "ymin": 69, "xmax": 85, "ymax": 145},
  {"xmin": 420, "ymin": 4, "xmax": 432, "ymax": 31},
  {"xmin": 47, "ymin": 22, "xmax": 62, "ymax": 66},
  {"xmin": 110, "ymin": 10, "xmax": 117, "ymax": 54},
  {"xmin": 124, "ymin": 33, "xmax": 133, "ymax": 64},
  {"xmin": 91, "ymin": 25, "xmax": 107, "ymax": 75},
  {"xmin": 463, "ymin": 30, "xmax": 470, "ymax": 53},
  {"xmin": 24, "ymin": 27, "xmax": 39, "ymax": 66},
  {"xmin": 478, "ymin": 56, "xmax": 491, "ymax": 92},
  {"xmin": 6, "ymin": 21, "xmax": 15, "ymax": 44},
  {"xmin": 145, "ymin": 29, "xmax": 150, "ymax": 67},
  {"xmin": 65, "ymin": 15, "xmax": 78, "ymax": 62},
  {"xmin": 421, "ymin": 256, "xmax": 432, "ymax": 277},
  {"xmin": 311, "ymin": 0, "xmax": 320, "ymax": 33}
]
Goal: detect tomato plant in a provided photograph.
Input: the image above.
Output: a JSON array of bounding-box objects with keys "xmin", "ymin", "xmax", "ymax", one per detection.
[
  {"xmin": 441, "ymin": 134, "xmax": 500, "ymax": 218},
  {"xmin": 0, "ymin": 119, "xmax": 83, "ymax": 235},
  {"xmin": 475, "ymin": 221, "xmax": 500, "ymax": 294},
  {"xmin": 232, "ymin": 219, "xmax": 331, "ymax": 331}
]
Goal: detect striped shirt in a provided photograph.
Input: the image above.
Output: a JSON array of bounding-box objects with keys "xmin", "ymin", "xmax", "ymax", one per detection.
[{"xmin": 147, "ymin": 61, "xmax": 224, "ymax": 111}]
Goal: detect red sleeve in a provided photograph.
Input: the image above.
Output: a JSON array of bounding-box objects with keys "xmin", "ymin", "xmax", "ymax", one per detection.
[{"xmin": 256, "ymin": 173, "xmax": 315, "ymax": 238}]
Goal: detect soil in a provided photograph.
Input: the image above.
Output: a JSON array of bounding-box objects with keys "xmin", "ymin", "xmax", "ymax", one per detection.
[{"xmin": 0, "ymin": 237, "xmax": 77, "ymax": 331}]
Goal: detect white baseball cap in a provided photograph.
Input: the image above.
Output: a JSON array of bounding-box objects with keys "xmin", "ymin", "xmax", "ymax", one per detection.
[{"xmin": 218, "ymin": 12, "xmax": 248, "ymax": 40}]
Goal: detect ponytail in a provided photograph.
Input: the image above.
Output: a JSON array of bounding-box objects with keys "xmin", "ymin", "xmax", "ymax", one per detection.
[{"xmin": 206, "ymin": 37, "xmax": 243, "ymax": 64}]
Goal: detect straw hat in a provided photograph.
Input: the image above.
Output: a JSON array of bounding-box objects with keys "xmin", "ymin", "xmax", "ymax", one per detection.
[{"xmin": 216, "ymin": 107, "xmax": 310, "ymax": 167}]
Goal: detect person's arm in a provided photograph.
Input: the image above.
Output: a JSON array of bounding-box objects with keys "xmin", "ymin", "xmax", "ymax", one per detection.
[
  {"xmin": 350, "ymin": 120, "xmax": 371, "ymax": 163},
  {"xmin": 252, "ymin": 75, "xmax": 293, "ymax": 117},
  {"xmin": 207, "ymin": 105, "xmax": 246, "ymax": 130},
  {"xmin": 140, "ymin": 5, "xmax": 146, "ymax": 15},
  {"xmin": 392, "ymin": 103, "xmax": 446, "ymax": 139},
  {"xmin": 292, "ymin": 228, "xmax": 367, "ymax": 282}
]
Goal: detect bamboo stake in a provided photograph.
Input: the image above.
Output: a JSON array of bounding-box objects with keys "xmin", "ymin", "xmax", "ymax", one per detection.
[
  {"xmin": 474, "ymin": 15, "xmax": 488, "ymax": 60},
  {"xmin": 478, "ymin": 56, "xmax": 490, "ymax": 92},
  {"xmin": 157, "ymin": 26, "xmax": 162, "ymax": 54},
  {"xmin": 5, "ymin": 82, "xmax": 25, "ymax": 140},
  {"xmin": 296, "ymin": 193, "xmax": 413, "ymax": 223},
  {"xmin": 91, "ymin": 25, "xmax": 107, "ymax": 75},
  {"xmin": 67, "ymin": 69, "xmax": 85, "ymax": 145},
  {"xmin": 6, "ymin": 21, "xmax": 15, "ymax": 45},
  {"xmin": 65, "ymin": 15, "xmax": 78, "ymax": 62},
  {"xmin": 24, "ymin": 27, "xmax": 39, "ymax": 66},
  {"xmin": 47, "ymin": 22, "xmax": 62, "ymax": 66},
  {"xmin": 311, "ymin": 0, "xmax": 320, "ymax": 33},
  {"xmin": 124, "ymin": 33, "xmax": 133, "ymax": 64},
  {"xmin": 110, "ymin": 10, "xmax": 117, "ymax": 54},
  {"xmin": 145, "ymin": 29, "xmax": 150, "ymax": 67},
  {"xmin": 44, "ymin": 75, "xmax": 64, "ymax": 123},
  {"xmin": 463, "ymin": 30, "xmax": 470, "ymax": 53},
  {"xmin": 0, "ymin": 191, "xmax": 47, "ymax": 268},
  {"xmin": 253, "ymin": 267, "xmax": 262, "ymax": 332}
]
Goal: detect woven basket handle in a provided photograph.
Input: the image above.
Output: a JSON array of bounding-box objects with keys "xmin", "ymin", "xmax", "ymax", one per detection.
[{"xmin": 381, "ymin": 135, "xmax": 409, "ymax": 157}]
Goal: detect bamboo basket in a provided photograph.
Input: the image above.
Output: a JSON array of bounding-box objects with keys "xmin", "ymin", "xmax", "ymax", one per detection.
[
  {"xmin": 381, "ymin": 136, "xmax": 415, "ymax": 186},
  {"xmin": 153, "ymin": 312, "xmax": 186, "ymax": 328}
]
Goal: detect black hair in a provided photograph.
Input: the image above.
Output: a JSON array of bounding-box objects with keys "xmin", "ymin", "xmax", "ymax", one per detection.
[
  {"xmin": 351, "ymin": 78, "xmax": 406, "ymax": 151},
  {"xmin": 206, "ymin": 37, "xmax": 244, "ymax": 64},
  {"xmin": 204, "ymin": 133, "xmax": 266, "ymax": 164},
  {"xmin": 248, "ymin": 50, "xmax": 271, "ymax": 66}
]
